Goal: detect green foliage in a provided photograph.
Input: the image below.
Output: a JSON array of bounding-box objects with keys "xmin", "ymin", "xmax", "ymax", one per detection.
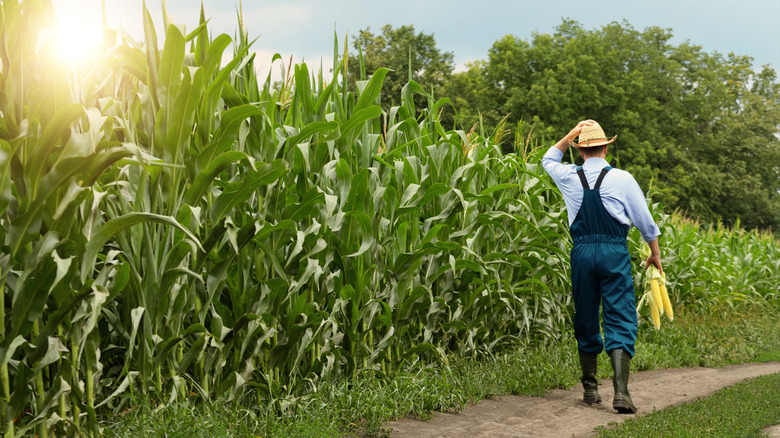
[
  {"xmin": 445, "ymin": 20, "xmax": 780, "ymax": 231},
  {"xmin": 755, "ymin": 350, "xmax": 780, "ymax": 363},
  {"xmin": 634, "ymin": 211, "xmax": 780, "ymax": 313},
  {"xmin": 103, "ymin": 309, "xmax": 780, "ymax": 437},
  {"xmin": 0, "ymin": 3, "xmax": 572, "ymax": 436},
  {"xmin": 440, "ymin": 59, "xmax": 501, "ymax": 133},
  {"xmin": 348, "ymin": 24, "xmax": 455, "ymax": 112},
  {"xmin": 632, "ymin": 308, "xmax": 780, "ymax": 371},
  {"xmin": 102, "ymin": 397, "xmax": 344, "ymax": 438}
]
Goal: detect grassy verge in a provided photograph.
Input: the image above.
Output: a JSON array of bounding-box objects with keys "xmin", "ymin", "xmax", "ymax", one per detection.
[
  {"xmin": 103, "ymin": 307, "xmax": 780, "ymax": 438},
  {"xmin": 595, "ymin": 370, "xmax": 780, "ymax": 437},
  {"xmin": 632, "ymin": 305, "xmax": 780, "ymax": 370}
]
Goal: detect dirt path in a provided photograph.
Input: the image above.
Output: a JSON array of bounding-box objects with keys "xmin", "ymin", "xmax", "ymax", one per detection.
[{"xmin": 388, "ymin": 362, "xmax": 780, "ymax": 438}]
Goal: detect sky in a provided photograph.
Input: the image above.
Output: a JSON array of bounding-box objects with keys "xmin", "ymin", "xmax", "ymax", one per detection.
[{"xmin": 52, "ymin": 0, "xmax": 780, "ymax": 82}]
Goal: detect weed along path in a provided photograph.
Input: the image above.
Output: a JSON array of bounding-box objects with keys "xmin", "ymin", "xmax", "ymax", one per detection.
[{"xmin": 388, "ymin": 362, "xmax": 780, "ymax": 438}]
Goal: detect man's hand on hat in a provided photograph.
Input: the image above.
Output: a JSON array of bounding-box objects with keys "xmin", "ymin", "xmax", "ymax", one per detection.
[
  {"xmin": 566, "ymin": 120, "xmax": 598, "ymax": 144},
  {"xmin": 554, "ymin": 119, "xmax": 599, "ymax": 152},
  {"xmin": 574, "ymin": 119, "xmax": 598, "ymax": 134}
]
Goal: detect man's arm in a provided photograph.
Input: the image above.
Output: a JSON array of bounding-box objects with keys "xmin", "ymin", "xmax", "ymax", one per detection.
[
  {"xmin": 644, "ymin": 238, "xmax": 662, "ymax": 274},
  {"xmin": 621, "ymin": 176, "xmax": 662, "ymax": 273}
]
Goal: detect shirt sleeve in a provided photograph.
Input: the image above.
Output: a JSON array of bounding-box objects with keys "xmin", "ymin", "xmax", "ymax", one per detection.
[
  {"xmin": 622, "ymin": 176, "xmax": 661, "ymax": 242},
  {"xmin": 542, "ymin": 146, "xmax": 567, "ymax": 184}
]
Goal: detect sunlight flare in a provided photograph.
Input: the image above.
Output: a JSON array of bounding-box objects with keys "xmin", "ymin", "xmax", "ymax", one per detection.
[{"xmin": 51, "ymin": 6, "xmax": 104, "ymax": 69}]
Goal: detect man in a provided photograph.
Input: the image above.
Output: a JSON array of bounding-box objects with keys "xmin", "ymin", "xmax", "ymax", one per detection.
[{"xmin": 542, "ymin": 120, "xmax": 662, "ymax": 414}]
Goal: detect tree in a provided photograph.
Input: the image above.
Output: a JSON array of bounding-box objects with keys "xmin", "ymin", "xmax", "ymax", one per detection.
[
  {"xmin": 348, "ymin": 24, "xmax": 454, "ymax": 112},
  {"xmin": 439, "ymin": 60, "xmax": 494, "ymax": 131},
  {"xmin": 449, "ymin": 20, "xmax": 780, "ymax": 231}
]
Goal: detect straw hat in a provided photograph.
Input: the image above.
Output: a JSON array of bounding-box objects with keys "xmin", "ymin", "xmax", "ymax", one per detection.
[{"xmin": 570, "ymin": 123, "xmax": 617, "ymax": 148}]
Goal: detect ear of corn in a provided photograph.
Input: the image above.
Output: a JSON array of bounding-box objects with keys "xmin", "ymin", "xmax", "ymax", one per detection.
[
  {"xmin": 638, "ymin": 244, "xmax": 674, "ymax": 328},
  {"xmin": 649, "ymin": 297, "xmax": 661, "ymax": 330},
  {"xmin": 659, "ymin": 273, "xmax": 674, "ymax": 320},
  {"xmin": 650, "ymin": 278, "xmax": 664, "ymax": 317}
]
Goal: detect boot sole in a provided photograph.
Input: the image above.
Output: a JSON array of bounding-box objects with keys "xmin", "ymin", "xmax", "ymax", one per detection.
[
  {"xmin": 583, "ymin": 396, "xmax": 602, "ymax": 404},
  {"xmin": 613, "ymin": 402, "xmax": 637, "ymax": 414}
]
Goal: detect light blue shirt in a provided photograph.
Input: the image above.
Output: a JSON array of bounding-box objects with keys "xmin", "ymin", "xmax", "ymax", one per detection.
[{"xmin": 542, "ymin": 146, "xmax": 661, "ymax": 243}]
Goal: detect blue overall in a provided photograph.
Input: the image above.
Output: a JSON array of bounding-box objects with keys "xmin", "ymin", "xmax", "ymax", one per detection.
[{"xmin": 570, "ymin": 166, "xmax": 637, "ymax": 358}]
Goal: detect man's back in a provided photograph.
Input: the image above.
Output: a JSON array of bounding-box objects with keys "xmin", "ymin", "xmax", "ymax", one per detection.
[{"xmin": 542, "ymin": 149, "xmax": 659, "ymax": 243}]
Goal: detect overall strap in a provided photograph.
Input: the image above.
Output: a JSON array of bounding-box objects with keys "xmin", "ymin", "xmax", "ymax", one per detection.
[
  {"xmin": 576, "ymin": 167, "xmax": 589, "ymax": 190},
  {"xmin": 593, "ymin": 166, "xmax": 612, "ymax": 190}
]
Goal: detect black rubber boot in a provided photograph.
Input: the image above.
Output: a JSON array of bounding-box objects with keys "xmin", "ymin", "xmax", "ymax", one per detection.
[
  {"xmin": 579, "ymin": 351, "xmax": 602, "ymax": 404},
  {"xmin": 609, "ymin": 349, "xmax": 637, "ymax": 413}
]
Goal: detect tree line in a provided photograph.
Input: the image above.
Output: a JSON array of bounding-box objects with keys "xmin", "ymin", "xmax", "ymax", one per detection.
[{"xmin": 347, "ymin": 20, "xmax": 780, "ymax": 232}]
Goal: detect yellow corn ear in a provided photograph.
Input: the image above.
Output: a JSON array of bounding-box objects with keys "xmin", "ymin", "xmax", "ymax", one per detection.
[
  {"xmin": 660, "ymin": 279, "xmax": 674, "ymax": 321},
  {"xmin": 650, "ymin": 298, "xmax": 661, "ymax": 330},
  {"xmin": 650, "ymin": 278, "xmax": 664, "ymax": 316}
]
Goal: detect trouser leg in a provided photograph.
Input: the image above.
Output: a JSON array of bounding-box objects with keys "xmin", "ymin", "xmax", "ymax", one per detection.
[
  {"xmin": 571, "ymin": 244, "xmax": 604, "ymax": 354},
  {"xmin": 599, "ymin": 244, "xmax": 637, "ymax": 357}
]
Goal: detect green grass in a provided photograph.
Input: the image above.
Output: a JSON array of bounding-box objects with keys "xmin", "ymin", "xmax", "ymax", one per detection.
[
  {"xmin": 102, "ymin": 400, "xmax": 345, "ymax": 438},
  {"xmin": 103, "ymin": 343, "xmax": 580, "ymax": 438},
  {"xmin": 103, "ymin": 308, "xmax": 780, "ymax": 437},
  {"xmin": 632, "ymin": 305, "xmax": 780, "ymax": 370},
  {"xmin": 755, "ymin": 350, "xmax": 780, "ymax": 363},
  {"xmin": 595, "ymin": 372, "xmax": 780, "ymax": 438}
]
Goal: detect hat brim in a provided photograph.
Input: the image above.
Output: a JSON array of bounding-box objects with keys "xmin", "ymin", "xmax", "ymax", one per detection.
[{"xmin": 569, "ymin": 134, "xmax": 617, "ymax": 148}]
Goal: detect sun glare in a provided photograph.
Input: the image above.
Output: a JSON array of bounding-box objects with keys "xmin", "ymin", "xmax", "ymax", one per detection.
[{"xmin": 52, "ymin": 7, "xmax": 104, "ymax": 70}]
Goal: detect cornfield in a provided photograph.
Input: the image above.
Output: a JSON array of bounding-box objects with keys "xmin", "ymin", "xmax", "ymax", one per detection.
[{"xmin": 0, "ymin": 1, "xmax": 777, "ymax": 436}]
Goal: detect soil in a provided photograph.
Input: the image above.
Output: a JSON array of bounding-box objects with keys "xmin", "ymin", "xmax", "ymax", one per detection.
[
  {"xmin": 765, "ymin": 425, "xmax": 780, "ymax": 438},
  {"xmin": 388, "ymin": 362, "xmax": 780, "ymax": 438}
]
